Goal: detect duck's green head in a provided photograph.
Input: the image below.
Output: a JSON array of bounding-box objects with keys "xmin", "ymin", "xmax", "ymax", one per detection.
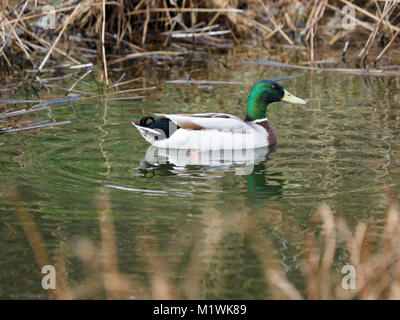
[{"xmin": 244, "ymin": 80, "xmax": 306, "ymax": 121}]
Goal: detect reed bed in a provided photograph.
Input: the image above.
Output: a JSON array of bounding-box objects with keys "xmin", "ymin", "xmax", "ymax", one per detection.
[{"xmin": 0, "ymin": 0, "xmax": 399, "ymax": 82}]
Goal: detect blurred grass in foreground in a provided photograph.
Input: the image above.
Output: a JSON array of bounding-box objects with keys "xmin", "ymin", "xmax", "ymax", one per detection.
[{"xmin": 4, "ymin": 186, "xmax": 400, "ymax": 300}]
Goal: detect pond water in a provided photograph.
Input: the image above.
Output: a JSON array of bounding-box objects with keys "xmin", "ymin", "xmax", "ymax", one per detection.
[{"xmin": 0, "ymin": 55, "xmax": 400, "ymax": 299}]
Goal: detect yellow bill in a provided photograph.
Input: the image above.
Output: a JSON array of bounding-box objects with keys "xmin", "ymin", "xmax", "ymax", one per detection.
[{"xmin": 281, "ymin": 89, "xmax": 306, "ymax": 104}]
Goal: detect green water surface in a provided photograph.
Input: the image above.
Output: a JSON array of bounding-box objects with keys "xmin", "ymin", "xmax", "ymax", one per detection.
[{"xmin": 0, "ymin": 57, "xmax": 399, "ymax": 299}]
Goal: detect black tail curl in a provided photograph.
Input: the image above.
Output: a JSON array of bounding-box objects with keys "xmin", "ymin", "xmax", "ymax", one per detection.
[
  {"xmin": 139, "ymin": 116, "xmax": 155, "ymax": 127},
  {"xmin": 139, "ymin": 116, "xmax": 179, "ymax": 138}
]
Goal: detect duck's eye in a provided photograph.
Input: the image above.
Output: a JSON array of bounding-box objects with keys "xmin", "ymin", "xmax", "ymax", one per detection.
[{"xmin": 271, "ymin": 85, "xmax": 277, "ymax": 90}]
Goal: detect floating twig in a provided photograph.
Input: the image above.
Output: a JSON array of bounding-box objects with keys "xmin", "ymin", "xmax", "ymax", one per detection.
[
  {"xmin": 0, "ymin": 99, "xmax": 40, "ymax": 105},
  {"xmin": 32, "ymin": 96, "xmax": 80, "ymax": 109},
  {"xmin": 1, "ymin": 120, "xmax": 71, "ymax": 133},
  {"xmin": 104, "ymin": 96, "xmax": 146, "ymax": 101},
  {"xmin": 244, "ymin": 60, "xmax": 400, "ymax": 77},
  {"xmin": 110, "ymin": 51, "xmax": 188, "ymax": 64},
  {"xmin": 69, "ymin": 63, "xmax": 94, "ymax": 69}
]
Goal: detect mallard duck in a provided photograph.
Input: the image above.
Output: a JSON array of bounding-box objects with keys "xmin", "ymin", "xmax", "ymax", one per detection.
[{"xmin": 132, "ymin": 80, "xmax": 306, "ymax": 150}]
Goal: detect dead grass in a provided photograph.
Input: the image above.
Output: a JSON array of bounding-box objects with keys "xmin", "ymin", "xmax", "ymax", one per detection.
[{"xmin": 0, "ymin": 0, "xmax": 399, "ymax": 83}]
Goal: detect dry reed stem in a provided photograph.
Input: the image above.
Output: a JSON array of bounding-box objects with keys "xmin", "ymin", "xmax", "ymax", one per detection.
[
  {"xmin": 136, "ymin": 230, "xmax": 180, "ymax": 299},
  {"xmin": 38, "ymin": 4, "xmax": 82, "ymax": 71},
  {"xmin": 375, "ymin": 28, "xmax": 400, "ymax": 64},
  {"xmin": 356, "ymin": 1, "xmax": 397, "ymax": 64},
  {"xmin": 53, "ymin": 242, "xmax": 73, "ymax": 300},
  {"xmin": 127, "ymin": 7, "xmax": 244, "ymax": 15},
  {"xmin": 0, "ymin": 0, "xmax": 28, "ymax": 54},
  {"xmin": 339, "ymin": 0, "xmax": 400, "ymax": 33},
  {"xmin": 318, "ymin": 203, "xmax": 336, "ymax": 299},
  {"xmin": 238, "ymin": 211, "xmax": 303, "ymax": 300},
  {"xmin": 109, "ymin": 77, "xmax": 142, "ymax": 88},
  {"xmin": 101, "ymin": 0, "xmax": 109, "ymax": 86},
  {"xmin": 326, "ymin": 3, "xmax": 375, "ymax": 32},
  {"xmin": 0, "ymin": 51, "xmax": 13, "ymax": 70},
  {"xmin": 96, "ymin": 193, "xmax": 134, "ymax": 299},
  {"xmin": 257, "ymin": 0, "xmax": 293, "ymax": 45},
  {"xmin": 0, "ymin": 2, "xmax": 111, "ymax": 28},
  {"xmin": 68, "ymin": 68, "xmax": 93, "ymax": 92},
  {"xmin": 182, "ymin": 208, "xmax": 225, "ymax": 299},
  {"xmin": 6, "ymin": 188, "xmax": 51, "ymax": 273},
  {"xmin": 110, "ymin": 51, "xmax": 187, "ymax": 64},
  {"xmin": 141, "ymin": 0, "xmax": 150, "ymax": 45},
  {"xmin": 1, "ymin": 14, "xmax": 33, "ymax": 66},
  {"xmin": 17, "ymin": 24, "xmax": 81, "ymax": 65},
  {"xmin": 3, "ymin": 188, "xmax": 73, "ymax": 299}
]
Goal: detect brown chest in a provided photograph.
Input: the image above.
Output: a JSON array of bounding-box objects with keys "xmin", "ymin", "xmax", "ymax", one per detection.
[{"xmin": 255, "ymin": 120, "xmax": 277, "ymax": 145}]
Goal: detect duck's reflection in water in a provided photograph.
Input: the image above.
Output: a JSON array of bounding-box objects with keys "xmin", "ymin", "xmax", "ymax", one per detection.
[
  {"xmin": 246, "ymin": 161, "xmax": 284, "ymax": 207},
  {"xmin": 140, "ymin": 145, "xmax": 275, "ymax": 174},
  {"xmin": 138, "ymin": 145, "xmax": 283, "ymax": 201}
]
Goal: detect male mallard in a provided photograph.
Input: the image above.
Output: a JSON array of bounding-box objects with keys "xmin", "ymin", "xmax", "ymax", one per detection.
[{"xmin": 132, "ymin": 80, "xmax": 306, "ymax": 150}]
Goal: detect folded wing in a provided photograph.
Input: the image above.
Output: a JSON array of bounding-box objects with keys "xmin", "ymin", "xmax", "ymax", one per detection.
[{"xmin": 154, "ymin": 113, "xmax": 251, "ymax": 131}]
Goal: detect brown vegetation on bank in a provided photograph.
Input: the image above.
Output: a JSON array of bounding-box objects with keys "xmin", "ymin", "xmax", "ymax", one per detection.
[{"xmin": 0, "ymin": 0, "xmax": 399, "ymax": 81}]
